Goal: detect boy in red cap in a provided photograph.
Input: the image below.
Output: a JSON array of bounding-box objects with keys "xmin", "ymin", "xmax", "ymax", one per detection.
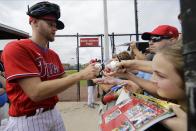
[{"xmin": 142, "ymin": 25, "xmax": 179, "ymax": 54}]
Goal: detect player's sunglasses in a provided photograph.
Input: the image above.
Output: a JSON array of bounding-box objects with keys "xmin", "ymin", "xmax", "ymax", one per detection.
[{"xmin": 149, "ymin": 36, "xmax": 171, "ymax": 43}]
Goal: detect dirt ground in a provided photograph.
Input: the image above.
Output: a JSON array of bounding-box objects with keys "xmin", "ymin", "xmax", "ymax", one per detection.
[
  {"xmin": 56, "ymin": 84, "xmax": 102, "ymax": 131},
  {"xmin": 56, "ymin": 102, "xmax": 100, "ymax": 131}
]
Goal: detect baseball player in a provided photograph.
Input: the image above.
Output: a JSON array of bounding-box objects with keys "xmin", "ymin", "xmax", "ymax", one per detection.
[{"xmin": 2, "ymin": 1, "xmax": 98, "ymax": 131}]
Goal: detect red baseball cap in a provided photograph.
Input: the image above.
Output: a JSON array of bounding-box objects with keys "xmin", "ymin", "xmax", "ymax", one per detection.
[{"xmin": 141, "ymin": 25, "xmax": 179, "ymax": 40}]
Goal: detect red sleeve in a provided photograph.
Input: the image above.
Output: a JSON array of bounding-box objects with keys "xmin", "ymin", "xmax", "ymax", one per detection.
[{"xmin": 2, "ymin": 41, "xmax": 40, "ymax": 82}]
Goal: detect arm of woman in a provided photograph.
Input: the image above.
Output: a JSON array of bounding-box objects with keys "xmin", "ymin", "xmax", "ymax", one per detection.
[
  {"xmin": 161, "ymin": 105, "xmax": 187, "ymax": 131},
  {"xmin": 93, "ymin": 76, "xmax": 142, "ymax": 93},
  {"xmin": 117, "ymin": 60, "xmax": 153, "ymax": 73}
]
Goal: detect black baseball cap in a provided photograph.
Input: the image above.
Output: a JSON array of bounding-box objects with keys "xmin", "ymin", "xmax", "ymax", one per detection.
[{"xmin": 27, "ymin": 1, "xmax": 64, "ymax": 30}]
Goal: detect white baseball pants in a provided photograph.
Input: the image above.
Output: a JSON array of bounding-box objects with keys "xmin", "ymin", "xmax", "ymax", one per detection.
[{"xmin": 3, "ymin": 107, "xmax": 66, "ymax": 131}]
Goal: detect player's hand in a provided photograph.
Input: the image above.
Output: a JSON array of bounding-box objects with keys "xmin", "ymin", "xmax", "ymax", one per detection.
[
  {"xmin": 161, "ymin": 105, "xmax": 187, "ymax": 131},
  {"xmin": 79, "ymin": 63, "xmax": 99, "ymax": 80}
]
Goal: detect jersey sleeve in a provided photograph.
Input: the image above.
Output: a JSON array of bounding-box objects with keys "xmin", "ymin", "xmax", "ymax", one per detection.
[{"xmin": 2, "ymin": 41, "xmax": 40, "ymax": 82}]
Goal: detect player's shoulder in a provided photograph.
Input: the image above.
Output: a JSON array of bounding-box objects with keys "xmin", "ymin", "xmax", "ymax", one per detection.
[{"xmin": 4, "ymin": 39, "xmax": 32, "ymax": 49}]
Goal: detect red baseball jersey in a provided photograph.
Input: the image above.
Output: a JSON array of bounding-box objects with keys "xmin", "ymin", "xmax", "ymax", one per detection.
[{"xmin": 2, "ymin": 39, "xmax": 65, "ymax": 116}]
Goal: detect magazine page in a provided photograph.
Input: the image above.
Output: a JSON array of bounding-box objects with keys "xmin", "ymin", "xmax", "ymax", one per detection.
[
  {"xmin": 115, "ymin": 88, "xmax": 130, "ymax": 106},
  {"xmin": 100, "ymin": 92, "xmax": 176, "ymax": 131}
]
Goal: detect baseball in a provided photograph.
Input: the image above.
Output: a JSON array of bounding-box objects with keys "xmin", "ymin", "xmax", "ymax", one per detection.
[
  {"xmin": 106, "ymin": 61, "xmax": 119, "ymax": 71},
  {"xmin": 94, "ymin": 63, "xmax": 102, "ymax": 71}
]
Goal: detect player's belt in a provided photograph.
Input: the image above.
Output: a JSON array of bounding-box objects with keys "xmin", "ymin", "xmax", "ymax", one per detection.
[{"xmin": 26, "ymin": 106, "xmax": 55, "ymax": 117}]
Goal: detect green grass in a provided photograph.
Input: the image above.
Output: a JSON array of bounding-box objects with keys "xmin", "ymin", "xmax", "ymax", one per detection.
[
  {"xmin": 65, "ymin": 70, "xmax": 87, "ymax": 87},
  {"xmin": 66, "ymin": 70, "xmax": 77, "ymax": 74}
]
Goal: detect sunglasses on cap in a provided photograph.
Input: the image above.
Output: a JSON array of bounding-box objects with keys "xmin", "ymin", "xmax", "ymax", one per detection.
[{"xmin": 150, "ymin": 36, "xmax": 171, "ymax": 43}]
